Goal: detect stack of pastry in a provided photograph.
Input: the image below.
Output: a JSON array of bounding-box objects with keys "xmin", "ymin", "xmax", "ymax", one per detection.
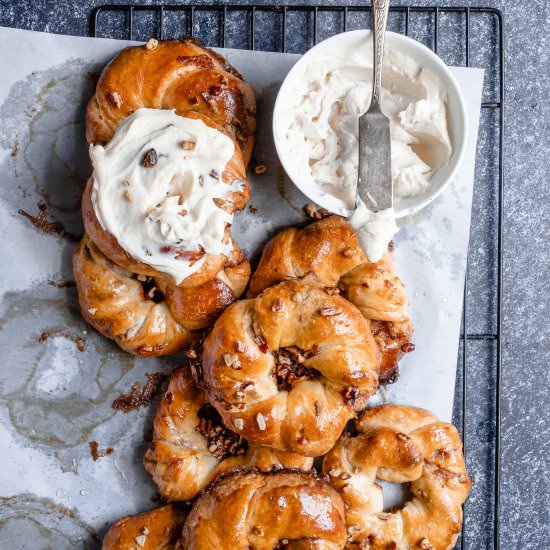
[{"xmin": 74, "ymin": 38, "xmax": 471, "ymax": 550}]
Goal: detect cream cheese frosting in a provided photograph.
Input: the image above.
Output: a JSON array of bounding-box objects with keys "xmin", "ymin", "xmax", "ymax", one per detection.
[
  {"xmin": 90, "ymin": 108, "xmax": 243, "ymax": 285},
  {"xmin": 276, "ymin": 44, "xmax": 452, "ymax": 261}
]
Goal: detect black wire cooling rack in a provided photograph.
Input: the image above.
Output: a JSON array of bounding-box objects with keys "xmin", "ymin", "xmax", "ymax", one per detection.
[{"xmin": 91, "ymin": 5, "xmax": 505, "ymax": 549}]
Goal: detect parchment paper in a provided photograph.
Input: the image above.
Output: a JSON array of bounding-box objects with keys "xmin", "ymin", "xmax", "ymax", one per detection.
[{"xmin": 0, "ymin": 26, "xmax": 484, "ymax": 547}]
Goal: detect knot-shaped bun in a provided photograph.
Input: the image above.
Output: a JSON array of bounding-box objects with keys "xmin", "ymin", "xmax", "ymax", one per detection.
[
  {"xmin": 201, "ymin": 278, "xmax": 380, "ymax": 456},
  {"xmin": 75, "ymin": 41, "xmax": 255, "ymax": 355},
  {"xmin": 73, "ymin": 235, "xmax": 249, "ymax": 355},
  {"xmin": 323, "ymin": 405, "xmax": 471, "ymax": 550},
  {"xmin": 144, "ymin": 366, "xmax": 313, "ymax": 501},
  {"xmin": 87, "ymin": 38, "xmax": 256, "ymax": 164},
  {"xmin": 102, "ymin": 504, "xmax": 187, "ymax": 550},
  {"xmin": 248, "ymin": 215, "xmax": 413, "ymax": 383},
  {"xmin": 182, "ymin": 470, "xmax": 347, "ymax": 549}
]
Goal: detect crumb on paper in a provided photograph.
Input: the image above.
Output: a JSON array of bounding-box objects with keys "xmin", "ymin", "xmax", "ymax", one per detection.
[
  {"xmin": 88, "ymin": 441, "xmax": 114, "ymax": 462},
  {"xmin": 112, "ymin": 372, "xmax": 166, "ymax": 413}
]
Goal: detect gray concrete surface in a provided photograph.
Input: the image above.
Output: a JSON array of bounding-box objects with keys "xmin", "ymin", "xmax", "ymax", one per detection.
[{"xmin": 0, "ymin": 0, "xmax": 548, "ymax": 548}]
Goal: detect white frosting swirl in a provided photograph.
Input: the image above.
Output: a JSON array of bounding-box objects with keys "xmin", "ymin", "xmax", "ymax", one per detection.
[{"xmin": 90, "ymin": 108, "xmax": 242, "ymax": 285}]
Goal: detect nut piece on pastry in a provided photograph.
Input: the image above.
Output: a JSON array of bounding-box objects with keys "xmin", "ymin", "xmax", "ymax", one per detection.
[
  {"xmin": 102, "ymin": 504, "xmax": 187, "ymax": 550},
  {"xmin": 86, "ymin": 38, "xmax": 256, "ymax": 165},
  {"xmin": 201, "ymin": 278, "xmax": 381, "ymax": 456},
  {"xmin": 74, "ymin": 108, "xmax": 252, "ymax": 355},
  {"xmin": 322, "ymin": 405, "xmax": 472, "ymax": 550},
  {"xmin": 181, "ymin": 470, "xmax": 347, "ymax": 549},
  {"xmin": 144, "ymin": 366, "xmax": 313, "ymax": 501},
  {"xmin": 248, "ymin": 215, "xmax": 413, "ymax": 383}
]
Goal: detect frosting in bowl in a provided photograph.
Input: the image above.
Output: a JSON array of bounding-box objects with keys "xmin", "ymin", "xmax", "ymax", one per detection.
[
  {"xmin": 275, "ymin": 43, "xmax": 452, "ymax": 261},
  {"xmin": 90, "ymin": 108, "xmax": 243, "ymax": 285}
]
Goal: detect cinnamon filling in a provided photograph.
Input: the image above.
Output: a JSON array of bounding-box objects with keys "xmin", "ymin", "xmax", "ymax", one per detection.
[
  {"xmin": 135, "ymin": 275, "xmax": 165, "ymax": 303},
  {"xmin": 196, "ymin": 404, "xmax": 247, "ymax": 459},
  {"xmin": 273, "ymin": 346, "xmax": 321, "ymax": 392}
]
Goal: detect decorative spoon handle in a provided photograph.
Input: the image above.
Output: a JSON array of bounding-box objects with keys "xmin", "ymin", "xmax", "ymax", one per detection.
[{"xmin": 370, "ymin": 0, "xmax": 390, "ymax": 108}]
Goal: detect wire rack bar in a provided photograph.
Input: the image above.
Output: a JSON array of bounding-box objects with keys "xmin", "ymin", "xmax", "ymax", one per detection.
[{"xmin": 91, "ymin": 5, "xmax": 505, "ymax": 548}]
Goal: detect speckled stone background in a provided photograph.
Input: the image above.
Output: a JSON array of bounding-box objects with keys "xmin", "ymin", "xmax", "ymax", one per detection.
[{"xmin": 0, "ymin": 0, "xmax": 547, "ymax": 549}]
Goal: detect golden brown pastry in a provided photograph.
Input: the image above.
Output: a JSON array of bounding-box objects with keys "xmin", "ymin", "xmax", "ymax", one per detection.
[
  {"xmin": 75, "ymin": 40, "xmax": 256, "ymax": 355},
  {"xmin": 144, "ymin": 366, "xmax": 313, "ymax": 500},
  {"xmin": 248, "ymin": 215, "xmax": 413, "ymax": 383},
  {"xmin": 322, "ymin": 405, "xmax": 471, "ymax": 550},
  {"xmin": 181, "ymin": 470, "xmax": 347, "ymax": 549},
  {"xmin": 73, "ymin": 235, "xmax": 249, "ymax": 356},
  {"xmin": 102, "ymin": 504, "xmax": 187, "ymax": 550},
  {"xmin": 86, "ymin": 38, "xmax": 256, "ymax": 165},
  {"xmin": 201, "ymin": 278, "xmax": 381, "ymax": 456}
]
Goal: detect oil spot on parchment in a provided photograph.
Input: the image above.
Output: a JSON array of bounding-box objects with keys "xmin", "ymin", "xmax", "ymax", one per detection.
[{"xmin": 0, "ymin": 494, "xmax": 98, "ymax": 549}]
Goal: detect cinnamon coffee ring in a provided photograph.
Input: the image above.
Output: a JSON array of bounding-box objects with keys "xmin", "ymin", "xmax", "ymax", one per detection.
[
  {"xmin": 87, "ymin": 38, "xmax": 256, "ymax": 165},
  {"xmin": 181, "ymin": 470, "xmax": 347, "ymax": 549},
  {"xmin": 144, "ymin": 366, "xmax": 313, "ymax": 501},
  {"xmin": 73, "ymin": 235, "xmax": 250, "ymax": 355},
  {"xmin": 322, "ymin": 405, "xmax": 471, "ymax": 550},
  {"xmin": 201, "ymin": 278, "xmax": 381, "ymax": 456},
  {"xmin": 248, "ymin": 215, "xmax": 413, "ymax": 383},
  {"xmin": 102, "ymin": 504, "xmax": 187, "ymax": 550}
]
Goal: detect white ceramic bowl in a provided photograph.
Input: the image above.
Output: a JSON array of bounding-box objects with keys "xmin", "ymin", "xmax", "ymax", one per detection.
[{"xmin": 273, "ymin": 30, "xmax": 468, "ymax": 219}]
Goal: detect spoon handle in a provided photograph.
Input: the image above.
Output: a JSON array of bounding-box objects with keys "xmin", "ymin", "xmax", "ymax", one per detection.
[{"xmin": 371, "ymin": 0, "xmax": 390, "ymax": 109}]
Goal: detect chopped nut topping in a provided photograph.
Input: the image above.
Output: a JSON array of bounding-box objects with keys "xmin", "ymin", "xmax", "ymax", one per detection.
[
  {"xmin": 124, "ymin": 190, "xmax": 132, "ymax": 201},
  {"xmin": 141, "ymin": 527, "xmax": 150, "ymax": 535},
  {"xmin": 254, "ymin": 164, "xmax": 267, "ymax": 174},
  {"xmin": 145, "ymin": 38, "xmax": 159, "ymax": 50},
  {"xmin": 340, "ymin": 473, "xmax": 351, "ymax": 480},
  {"xmin": 235, "ymin": 341, "xmax": 245, "ymax": 353},
  {"xmin": 223, "ymin": 353, "xmax": 242, "ymax": 369},
  {"xmin": 186, "ymin": 348, "xmax": 198, "ymax": 359},
  {"xmin": 396, "ymin": 432, "xmax": 410, "ymax": 442},
  {"xmin": 179, "ymin": 140, "xmax": 196, "ymax": 150},
  {"xmin": 252, "ymin": 525, "xmax": 264, "ymax": 536},
  {"xmin": 108, "ymin": 91, "xmax": 122, "ymax": 108},
  {"xmin": 88, "ymin": 307, "xmax": 97, "ymax": 315},
  {"xmin": 147, "ymin": 286, "xmax": 158, "ymax": 299},
  {"xmin": 377, "ymin": 513, "xmax": 392, "ymax": 521},
  {"xmin": 179, "ymin": 209, "xmax": 189, "ymax": 217},
  {"xmin": 304, "ymin": 203, "xmax": 330, "ymax": 220},
  {"xmin": 292, "ymin": 292, "xmax": 303, "ymax": 303},
  {"xmin": 402, "ymin": 342, "xmax": 416, "ymax": 353},
  {"xmin": 343, "ymin": 385, "xmax": 360, "ymax": 407},
  {"xmin": 233, "ymin": 418, "xmax": 244, "ymax": 430},
  {"xmin": 196, "ymin": 404, "xmax": 247, "ymax": 459},
  {"xmin": 273, "ymin": 346, "xmax": 321, "ymax": 391},
  {"xmin": 271, "ymin": 298, "xmax": 284, "ymax": 312},
  {"xmin": 314, "ymin": 400, "xmax": 323, "ymax": 416},
  {"xmin": 254, "ymin": 334, "xmax": 268, "ymax": 353},
  {"xmin": 342, "ymin": 247, "xmax": 356, "ymax": 257},
  {"xmin": 329, "ymin": 469, "xmax": 342, "ymax": 477},
  {"xmin": 256, "ymin": 412, "xmax": 267, "ymax": 431},
  {"xmin": 135, "ymin": 534, "xmax": 147, "ymax": 547},
  {"xmin": 420, "ymin": 538, "xmax": 434, "ymax": 550},
  {"xmin": 141, "ymin": 148, "xmax": 158, "ymax": 168},
  {"xmin": 320, "ymin": 306, "xmax": 341, "ymax": 317}
]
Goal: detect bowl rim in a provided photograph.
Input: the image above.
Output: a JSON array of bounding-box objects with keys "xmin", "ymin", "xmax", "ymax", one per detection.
[{"xmin": 272, "ymin": 29, "xmax": 469, "ymax": 219}]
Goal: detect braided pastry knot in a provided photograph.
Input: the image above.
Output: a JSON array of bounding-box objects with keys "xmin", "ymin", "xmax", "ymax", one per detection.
[
  {"xmin": 201, "ymin": 278, "xmax": 381, "ymax": 456},
  {"xmin": 248, "ymin": 215, "xmax": 413, "ymax": 383},
  {"xmin": 74, "ymin": 39, "xmax": 256, "ymax": 355},
  {"xmin": 322, "ymin": 405, "xmax": 471, "ymax": 550},
  {"xmin": 144, "ymin": 366, "xmax": 313, "ymax": 501},
  {"xmin": 102, "ymin": 504, "xmax": 187, "ymax": 550},
  {"xmin": 87, "ymin": 38, "xmax": 256, "ymax": 164},
  {"xmin": 181, "ymin": 470, "xmax": 347, "ymax": 549}
]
